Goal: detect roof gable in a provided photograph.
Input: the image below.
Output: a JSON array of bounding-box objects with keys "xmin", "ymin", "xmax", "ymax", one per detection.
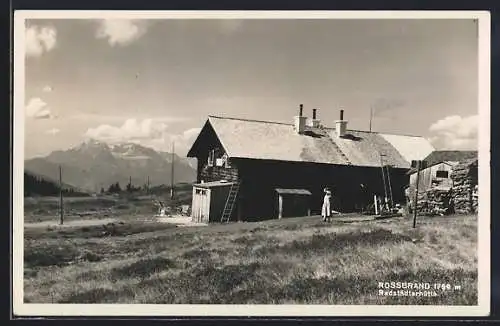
[{"xmin": 186, "ymin": 119, "xmax": 226, "ymax": 158}]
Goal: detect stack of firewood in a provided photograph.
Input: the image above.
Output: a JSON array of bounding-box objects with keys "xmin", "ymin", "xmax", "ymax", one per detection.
[
  {"xmin": 413, "ymin": 191, "xmax": 429, "ymax": 214},
  {"xmin": 424, "ymin": 187, "xmax": 452, "ymax": 215},
  {"xmin": 472, "ymin": 184, "xmax": 479, "ymax": 213},
  {"xmin": 412, "ymin": 188, "xmax": 452, "ymax": 216},
  {"xmin": 450, "ymin": 158, "xmax": 478, "ymax": 214}
]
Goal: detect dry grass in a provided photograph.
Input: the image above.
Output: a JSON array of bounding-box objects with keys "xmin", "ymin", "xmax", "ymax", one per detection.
[
  {"xmin": 24, "ymin": 214, "xmax": 478, "ymax": 305},
  {"xmin": 24, "ymin": 186, "xmax": 193, "ymax": 223}
]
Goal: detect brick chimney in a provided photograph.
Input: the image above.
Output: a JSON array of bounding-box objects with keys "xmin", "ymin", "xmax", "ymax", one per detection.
[
  {"xmin": 294, "ymin": 104, "xmax": 307, "ymax": 134},
  {"xmin": 335, "ymin": 109, "xmax": 348, "ymax": 138}
]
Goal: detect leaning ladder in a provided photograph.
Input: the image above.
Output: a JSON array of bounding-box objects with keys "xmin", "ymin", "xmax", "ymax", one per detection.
[
  {"xmin": 221, "ymin": 181, "xmax": 241, "ymax": 223},
  {"xmin": 385, "ymin": 165, "xmax": 394, "ymax": 208},
  {"xmin": 379, "ymin": 153, "xmax": 394, "ymax": 211}
]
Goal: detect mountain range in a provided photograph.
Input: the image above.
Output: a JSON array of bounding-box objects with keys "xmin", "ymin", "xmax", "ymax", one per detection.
[{"xmin": 24, "ymin": 139, "xmax": 197, "ymax": 192}]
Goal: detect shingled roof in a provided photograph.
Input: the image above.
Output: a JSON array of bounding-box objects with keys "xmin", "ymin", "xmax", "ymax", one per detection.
[
  {"xmin": 187, "ymin": 115, "xmax": 435, "ymax": 169},
  {"xmin": 423, "ymin": 150, "xmax": 478, "ymax": 168}
]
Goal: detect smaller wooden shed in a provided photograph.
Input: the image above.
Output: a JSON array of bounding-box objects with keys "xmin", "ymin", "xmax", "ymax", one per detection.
[
  {"xmin": 191, "ymin": 180, "xmax": 236, "ymax": 223},
  {"xmin": 275, "ymin": 188, "xmax": 312, "ymax": 219}
]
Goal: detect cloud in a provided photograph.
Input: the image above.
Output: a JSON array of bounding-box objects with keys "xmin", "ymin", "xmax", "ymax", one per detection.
[
  {"xmin": 25, "ymin": 25, "xmax": 57, "ymax": 57},
  {"xmin": 42, "ymin": 85, "xmax": 53, "ymax": 93},
  {"xmin": 84, "ymin": 120, "xmax": 201, "ymax": 156},
  {"xmin": 46, "ymin": 128, "xmax": 60, "ymax": 136},
  {"xmin": 179, "ymin": 127, "xmax": 202, "ymax": 140},
  {"xmin": 25, "ymin": 97, "xmax": 53, "ymax": 119},
  {"xmin": 96, "ymin": 19, "xmax": 147, "ymax": 46},
  {"xmin": 170, "ymin": 128, "xmax": 202, "ymax": 155},
  {"xmin": 428, "ymin": 114, "xmax": 478, "ymax": 150},
  {"xmin": 84, "ymin": 118, "xmax": 168, "ymax": 143},
  {"xmin": 83, "ymin": 119, "xmax": 202, "ymax": 157}
]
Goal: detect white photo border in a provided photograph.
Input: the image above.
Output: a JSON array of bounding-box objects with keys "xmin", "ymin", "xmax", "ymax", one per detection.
[{"xmin": 12, "ymin": 10, "xmax": 491, "ymax": 317}]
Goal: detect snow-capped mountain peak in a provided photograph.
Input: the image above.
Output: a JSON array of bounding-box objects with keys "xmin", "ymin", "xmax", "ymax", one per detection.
[{"xmin": 25, "ymin": 139, "xmax": 197, "ymax": 191}]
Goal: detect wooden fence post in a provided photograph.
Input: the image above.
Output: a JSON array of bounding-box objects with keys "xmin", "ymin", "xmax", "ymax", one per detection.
[{"xmin": 413, "ymin": 160, "xmax": 421, "ymax": 228}]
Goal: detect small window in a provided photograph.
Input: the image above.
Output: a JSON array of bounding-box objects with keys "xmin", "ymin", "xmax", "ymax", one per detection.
[
  {"xmin": 207, "ymin": 149, "xmax": 215, "ymax": 166},
  {"xmin": 195, "ymin": 189, "xmax": 201, "ymax": 194},
  {"xmin": 436, "ymin": 170, "xmax": 449, "ymax": 178}
]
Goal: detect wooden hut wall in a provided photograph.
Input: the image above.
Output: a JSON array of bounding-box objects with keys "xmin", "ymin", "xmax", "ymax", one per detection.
[
  {"xmin": 409, "ymin": 163, "xmax": 454, "ymax": 192},
  {"xmin": 208, "ymin": 185, "xmax": 234, "ymax": 222},
  {"xmin": 235, "ymin": 158, "xmax": 409, "ymax": 220},
  {"xmin": 191, "ymin": 123, "xmax": 239, "ymax": 183}
]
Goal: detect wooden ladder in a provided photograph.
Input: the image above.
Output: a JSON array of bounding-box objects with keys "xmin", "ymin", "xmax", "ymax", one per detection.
[
  {"xmin": 379, "ymin": 153, "xmax": 394, "ymax": 211},
  {"xmin": 221, "ymin": 181, "xmax": 240, "ymax": 223}
]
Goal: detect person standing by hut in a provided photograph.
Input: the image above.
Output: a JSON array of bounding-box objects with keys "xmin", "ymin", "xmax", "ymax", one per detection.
[{"xmin": 322, "ymin": 187, "xmax": 332, "ymax": 222}]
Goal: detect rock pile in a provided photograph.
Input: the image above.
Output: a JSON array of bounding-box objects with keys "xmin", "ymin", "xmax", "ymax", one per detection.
[{"xmin": 450, "ymin": 158, "xmax": 478, "ymax": 214}]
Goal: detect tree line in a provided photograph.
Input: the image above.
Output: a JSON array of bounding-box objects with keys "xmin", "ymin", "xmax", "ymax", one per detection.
[
  {"xmin": 25, "ymin": 171, "xmax": 193, "ymax": 197},
  {"xmin": 24, "ymin": 173, "xmax": 89, "ymax": 197},
  {"xmin": 103, "ymin": 181, "xmax": 192, "ymax": 195},
  {"xmin": 103, "ymin": 180, "xmax": 145, "ymax": 194}
]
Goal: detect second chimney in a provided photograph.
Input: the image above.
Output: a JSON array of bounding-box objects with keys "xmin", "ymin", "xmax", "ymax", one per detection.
[
  {"xmin": 335, "ymin": 109, "xmax": 348, "ymax": 138},
  {"xmin": 307, "ymin": 108, "xmax": 321, "ymax": 128}
]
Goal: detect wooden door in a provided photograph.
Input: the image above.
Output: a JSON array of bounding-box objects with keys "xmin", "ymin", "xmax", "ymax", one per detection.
[
  {"xmin": 192, "ymin": 188, "xmax": 204, "ymax": 223},
  {"xmin": 199, "ymin": 189, "xmax": 210, "ymax": 223}
]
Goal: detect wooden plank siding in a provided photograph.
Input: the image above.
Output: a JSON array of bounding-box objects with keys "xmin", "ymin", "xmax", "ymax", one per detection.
[
  {"xmin": 188, "ymin": 118, "xmax": 412, "ymax": 222},
  {"xmin": 233, "ymin": 158, "xmax": 409, "ymax": 221},
  {"xmin": 192, "ymin": 155, "xmax": 409, "ymax": 222}
]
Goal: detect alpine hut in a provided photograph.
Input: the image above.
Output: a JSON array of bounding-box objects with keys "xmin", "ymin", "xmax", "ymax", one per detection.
[{"xmin": 187, "ymin": 105, "xmax": 435, "ymax": 223}]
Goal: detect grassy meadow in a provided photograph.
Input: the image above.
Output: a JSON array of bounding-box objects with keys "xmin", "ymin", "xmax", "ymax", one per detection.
[
  {"xmin": 23, "ymin": 209, "xmax": 478, "ymax": 305},
  {"xmin": 23, "ymin": 184, "xmax": 193, "ymax": 224}
]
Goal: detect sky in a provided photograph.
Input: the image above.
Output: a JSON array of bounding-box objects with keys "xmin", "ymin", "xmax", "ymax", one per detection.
[{"xmin": 23, "ymin": 17, "xmax": 479, "ymax": 159}]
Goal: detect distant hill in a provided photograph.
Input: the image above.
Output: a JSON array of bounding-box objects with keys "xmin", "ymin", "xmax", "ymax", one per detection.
[
  {"xmin": 24, "ymin": 171, "xmax": 90, "ymax": 197},
  {"xmin": 25, "ymin": 139, "xmax": 197, "ymax": 192}
]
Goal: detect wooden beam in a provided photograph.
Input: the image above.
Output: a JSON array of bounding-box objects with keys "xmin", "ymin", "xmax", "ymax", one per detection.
[
  {"xmin": 59, "ymin": 165, "xmax": 64, "ymax": 225},
  {"xmin": 413, "ymin": 160, "xmax": 422, "ymax": 228}
]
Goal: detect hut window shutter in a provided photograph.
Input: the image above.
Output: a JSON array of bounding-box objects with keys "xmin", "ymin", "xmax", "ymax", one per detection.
[{"xmin": 208, "ymin": 150, "xmax": 215, "ymax": 166}]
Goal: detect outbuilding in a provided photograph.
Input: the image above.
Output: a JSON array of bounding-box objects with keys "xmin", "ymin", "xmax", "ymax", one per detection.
[
  {"xmin": 191, "ymin": 180, "xmax": 237, "ymax": 223},
  {"xmin": 275, "ymin": 188, "xmax": 312, "ymax": 219}
]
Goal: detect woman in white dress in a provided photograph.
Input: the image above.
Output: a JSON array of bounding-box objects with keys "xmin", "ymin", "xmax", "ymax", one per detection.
[{"xmin": 321, "ymin": 187, "xmax": 332, "ymax": 222}]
